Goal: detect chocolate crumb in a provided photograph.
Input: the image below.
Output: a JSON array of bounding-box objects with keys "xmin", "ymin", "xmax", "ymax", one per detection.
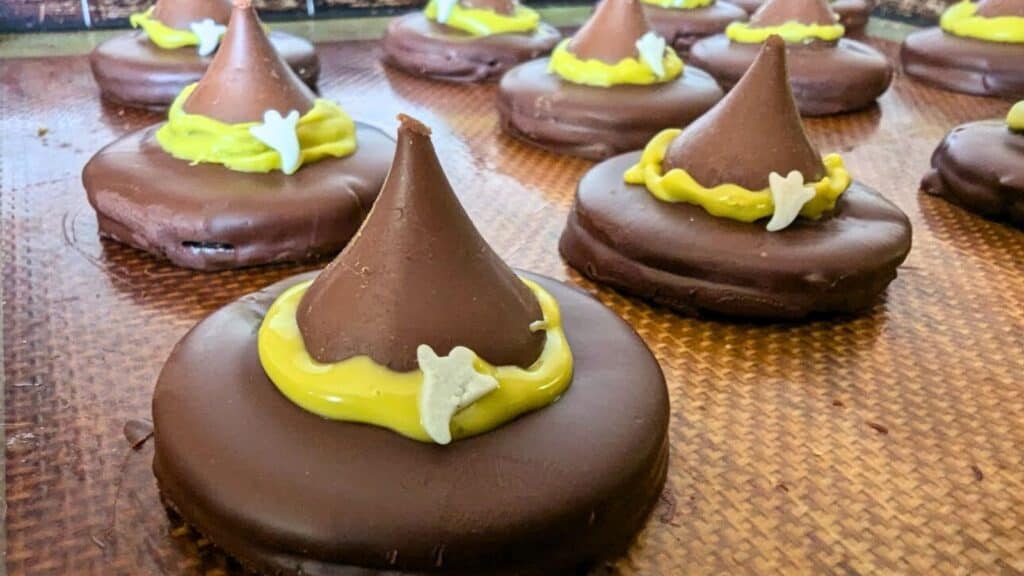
[
  {"xmin": 776, "ymin": 482, "xmax": 789, "ymax": 493},
  {"xmin": 970, "ymin": 465, "xmax": 984, "ymax": 481},
  {"xmin": 832, "ymin": 399, "xmax": 845, "ymax": 407},
  {"xmin": 867, "ymin": 421, "xmax": 889, "ymax": 435},
  {"xmin": 123, "ymin": 419, "xmax": 154, "ymax": 449},
  {"xmin": 36, "ymin": 126, "xmax": 48, "ymax": 137}
]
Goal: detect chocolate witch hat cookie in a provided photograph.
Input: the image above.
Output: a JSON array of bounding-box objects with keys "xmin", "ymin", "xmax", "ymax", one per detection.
[
  {"xmin": 497, "ymin": 0, "xmax": 724, "ymax": 160},
  {"xmin": 730, "ymin": 0, "xmax": 876, "ymax": 36},
  {"xmin": 690, "ymin": 0, "xmax": 892, "ymax": 115},
  {"xmin": 641, "ymin": 0, "xmax": 749, "ymax": 56},
  {"xmin": 561, "ymin": 36, "xmax": 912, "ymax": 319},
  {"xmin": 82, "ymin": 1, "xmax": 394, "ymax": 271},
  {"xmin": 921, "ymin": 101, "xmax": 1024, "ymax": 227},
  {"xmin": 152, "ymin": 115, "xmax": 670, "ymax": 575},
  {"xmin": 901, "ymin": 0, "xmax": 1024, "ymax": 98},
  {"xmin": 90, "ymin": 0, "xmax": 318, "ymax": 111},
  {"xmin": 381, "ymin": 0, "xmax": 561, "ymax": 83}
]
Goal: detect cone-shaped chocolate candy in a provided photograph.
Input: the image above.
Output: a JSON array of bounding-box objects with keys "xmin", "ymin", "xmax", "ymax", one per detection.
[
  {"xmin": 460, "ymin": 0, "xmax": 517, "ymax": 15},
  {"xmin": 663, "ymin": 36, "xmax": 824, "ymax": 190},
  {"xmin": 750, "ymin": 0, "xmax": 838, "ymax": 27},
  {"xmin": 152, "ymin": 0, "xmax": 233, "ymax": 29},
  {"xmin": 568, "ymin": 0, "xmax": 652, "ymax": 63},
  {"xmin": 976, "ymin": 0, "xmax": 1024, "ymax": 17},
  {"xmin": 182, "ymin": 0, "xmax": 315, "ymax": 124},
  {"xmin": 296, "ymin": 115, "xmax": 546, "ymax": 372}
]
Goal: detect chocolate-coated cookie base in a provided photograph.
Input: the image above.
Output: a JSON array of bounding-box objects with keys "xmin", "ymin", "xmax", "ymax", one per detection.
[
  {"xmin": 643, "ymin": 1, "xmax": 749, "ymax": 55},
  {"xmin": 729, "ymin": 0, "xmax": 872, "ymax": 34},
  {"xmin": 153, "ymin": 271, "xmax": 670, "ymax": 575},
  {"xmin": 560, "ymin": 152, "xmax": 913, "ymax": 319},
  {"xmin": 381, "ymin": 13, "xmax": 561, "ymax": 83},
  {"xmin": 497, "ymin": 58, "xmax": 723, "ymax": 160},
  {"xmin": 921, "ymin": 120, "xmax": 1024, "ymax": 228},
  {"xmin": 82, "ymin": 123, "xmax": 394, "ymax": 271},
  {"xmin": 901, "ymin": 28, "xmax": 1024, "ymax": 99},
  {"xmin": 689, "ymin": 35, "xmax": 892, "ymax": 115},
  {"xmin": 90, "ymin": 31, "xmax": 320, "ymax": 112}
]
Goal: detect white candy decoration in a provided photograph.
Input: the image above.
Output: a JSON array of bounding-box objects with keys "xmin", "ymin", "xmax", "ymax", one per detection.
[
  {"xmin": 766, "ymin": 170, "xmax": 817, "ymax": 232},
  {"xmin": 436, "ymin": 0, "xmax": 459, "ymax": 23},
  {"xmin": 635, "ymin": 32, "xmax": 668, "ymax": 79},
  {"xmin": 417, "ymin": 345, "xmax": 499, "ymax": 445},
  {"xmin": 189, "ymin": 18, "xmax": 227, "ymax": 57},
  {"xmin": 249, "ymin": 110, "xmax": 302, "ymax": 175}
]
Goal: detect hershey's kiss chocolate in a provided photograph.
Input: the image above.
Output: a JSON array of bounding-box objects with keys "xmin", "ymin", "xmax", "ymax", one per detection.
[
  {"xmin": 151, "ymin": 0, "xmax": 233, "ymax": 29},
  {"xmin": 750, "ymin": 0, "xmax": 838, "ymax": 27},
  {"xmin": 976, "ymin": 0, "xmax": 1024, "ymax": 17},
  {"xmin": 663, "ymin": 35, "xmax": 825, "ymax": 190},
  {"xmin": 296, "ymin": 115, "xmax": 546, "ymax": 372},
  {"xmin": 460, "ymin": 0, "xmax": 517, "ymax": 15},
  {"xmin": 568, "ymin": 0, "xmax": 653, "ymax": 63},
  {"xmin": 182, "ymin": 0, "xmax": 315, "ymax": 124}
]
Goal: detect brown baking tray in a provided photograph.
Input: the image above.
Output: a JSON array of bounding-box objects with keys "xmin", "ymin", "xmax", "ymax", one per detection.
[{"xmin": 2, "ymin": 38, "xmax": 1023, "ymax": 575}]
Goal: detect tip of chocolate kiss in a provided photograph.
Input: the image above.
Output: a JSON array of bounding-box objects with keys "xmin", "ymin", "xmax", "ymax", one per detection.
[
  {"xmin": 398, "ymin": 114, "xmax": 433, "ymax": 137},
  {"xmin": 233, "ymin": 0, "xmax": 253, "ymax": 9},
  {"xmin": 764, "ymin": 34, "xmax": 785, "ymax": 49}
]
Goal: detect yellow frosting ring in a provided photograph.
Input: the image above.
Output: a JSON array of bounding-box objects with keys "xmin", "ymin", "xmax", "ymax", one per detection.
[
  {"xmin": 624, "ymin": 128, "xmax": 851, "ymax": 222},
  {"xmin": 725, "ymin": 21, "xmax": 846, "ymax": 43},
  {"xmin": 154, "ymin": 84, "xmax": 357, "ymax": 174},
  {"xmin": 258, "ymin": 278, "xmax": 574, "ymax": 443},
  {"xmin": 1008, "ymin": 101, "xmax": 1024, "ymax": 131},
  {"xmin": 424, "ymin": 0, "xmax": 540, "ymax": 36},
  {"xmin": 940, "ymin": 1, "xmax": 1024, "ymax": 43},
  {"xmin": 641, "ymin": 0, "xmax": 716, "ymax": 9},
  {"xmin": 130, "ymin": 8, "xmax": 201, "ymax": 49},
  {"xmin": 548, "ymin": 39, "xmax": 684, "ymax": 87}
]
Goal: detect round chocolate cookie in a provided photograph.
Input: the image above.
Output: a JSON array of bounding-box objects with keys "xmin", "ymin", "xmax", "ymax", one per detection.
[
  {"xmin": 688, "ymin": 36, "xmax": 892, "ymax": 115},
  {"xmin": 90, "ymin": 31, "xmax": 319, "ymax": 112},
  {"xmin": 382, "ymin": 13, "xmax": 561, "ymax": 83},
  {"xmin": 497, "ymin": 58, "xmax": 723, "ymax": 159},
  {"xmin": 82, "ymin": 123, "xmax": 394, "ymax": 271},
  {"xmin": 901, "ymin": 28, "xmax": 1024, "ymax": 99},
  {"xmin": 153, "ymin": 271, "xmax": 670, "ymax": 575},
  {"xmin": 922, "ymin": 120, "xmax": 1024, "ymax": 227},
  {"xmin": 643, "ymin": 1, "xmax": 749, "ymax": 54},
  {"xmin": 560, "ymin": 152, "xmax": 913, "ymax": 319}
]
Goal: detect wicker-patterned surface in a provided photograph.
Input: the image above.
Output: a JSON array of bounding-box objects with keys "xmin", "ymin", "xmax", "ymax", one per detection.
[{"xmin": 2, "ymin": 39, "xmax": 1023, "ymax": 575}]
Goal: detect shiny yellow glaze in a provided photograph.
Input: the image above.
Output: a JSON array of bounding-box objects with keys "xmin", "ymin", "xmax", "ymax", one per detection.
[
  {"xmin": 1009, "ymin": 101, "xmax": 1024, "ymax": 131},
  {"xmin": 624, "ymin": 128, "xmax": 851, "ymax": 222},
  {"xmin": 258, "ymin": 278, "xmax": 574, "ymax": 443},
  {"xmin": 941, "ymin": 1, "xmax": 1024, "ymax": 43},
  {"xmin": 641, "ymin": 0, "xmax": 715, "ymax": 9},
  {"xmin": 154, "ymin": 84, "xmax": 357, "ymax": 174},
  {"xmin": 725, "ymin": 20, "xmax": 845, "ymax": 43},
  {"xmin": 548, "ymin": 39, "xmax": 684, "ymax": 87},
  {"xmin": 130, "ymin": 8, "xmax": 202, "ymax": 50},
  {"xmin": 424, "ymin": 0, "xmax": 540, "ymax": 36}
]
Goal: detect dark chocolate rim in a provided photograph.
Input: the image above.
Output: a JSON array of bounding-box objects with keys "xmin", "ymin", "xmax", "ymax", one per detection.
[
  {"xmin": 381, "ymin": 13, "xmax": 561, "ymax": 84},
  {"xmin": 153, "ymin": 271, "xmax": 670, "ymax": 575},
  {"xmin": 900, "ymin": 28, "xmax": 1024, "ymax": 99}
]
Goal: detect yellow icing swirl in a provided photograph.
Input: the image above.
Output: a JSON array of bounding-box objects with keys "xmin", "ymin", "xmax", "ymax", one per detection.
[
  {"xmin": 725, "ymin": 20, "xmax": 845, "ymax": 43},
  {"xmin": 940, "ymin": 0, "xmax": 1024, "ymax": 43},
  {"xmin": 129, "ymin": 7, "xmax": 202, "ymax": 49},
  {"xmin": 1009, "ymin": 101, "xmax": 1024, "ymax": 131},
  {"xmin": 424, "ymin": 0, "xmax": 540, "ymax": 36},
  {"xmin": 641, "ymin": 0, "xmax": 716, "ymax": 9},
  {"xmin": 154, "ymin": 84, "xmax": 357, "ymax": 174},
  {"xmin": 258, "ymin": 278, "xmax": 574, "ymax": 444},
  {"xmin": 548, "ymin": 39, "xmax": 684, "ymax": 87},
  {"xmin": 624, "ymin": 128, "xmax": 851, "ymax": 222}
]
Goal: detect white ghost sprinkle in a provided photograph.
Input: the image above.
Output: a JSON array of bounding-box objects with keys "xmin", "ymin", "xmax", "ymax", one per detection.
[
  {"xmin": 435, "ymin": 0, "xmax": 459, "ymax": 23},
  {"xmin": 635, "ymin": 32, "xmax": 668, "ymax": 79},
  {"xmin": 766, "ymin": 170, "xmax": 817, "ymax": 232},
  {"xmin": 249, "ymin": 110, "xmax": 302, "ymax": 175},
  {"xmin": 417, "ymin": 345, "xmax": 499, "ymax": 445},
  {"xmin": 189, "ymin": 18, "xmax": 227, "ymax": 57}
]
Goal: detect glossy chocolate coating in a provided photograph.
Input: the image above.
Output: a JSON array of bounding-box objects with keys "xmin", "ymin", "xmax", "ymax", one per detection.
[
  {"xmin": 900, "ymin": 28, "xmax": 1024, "ymax": 99},
  {"xmin": 643, "ymin": 1, "xmax": 749, "ymax": 54},
  {"xmin": 977, "ymin": 0, "xmax": 1024, "ymax": 17},
  {"xmin": 750, "ymin": 0, "xmax": 838, "ymax": 26},
  {"xmin": 922, "ymin": 120, "xmax": 1024, "ymax": 228},
  {"xmin": 82, "ymin": 123, "xmax": 394, "ymax": 271},
  {"xmin": 382, "ymin": 13, "xmax": 561, "ymax": 83},
  {"xmin": 90, "ymin": 31, "xmax": 319, "ymax": 111},
  {"xmin": 727, "ymin": 0, "xmax": 873, "ymax": 35},
  {"xmin": 151, "ymin": 0, "xmax": 233, "ymax": 29},
  {"xmin": 497, "ymin": 58, "xmax": 723, "ymax": 160},
  {"xmin": 153, "ymin": 271, "xmax": 669, "ymax": 575},
  {"xmin": 560, "ymin": 152, "xmax": 913, "ymax": 319},
  {"xmin": 689, "ymin": 35, "xmax": 892, "ymax": 116},
  {"xmin": 297, "ymin": 116, "xmax": 545, "ymax": 371},
  {"xmin": 569, "ymin": 0, "xmax": 651, "ymax": 63}
]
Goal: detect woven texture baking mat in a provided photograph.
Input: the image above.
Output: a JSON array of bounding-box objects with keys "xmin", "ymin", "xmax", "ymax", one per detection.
[{"xmin": 2, "ymin": 39, "xmax": 1023, "ymax": 575}]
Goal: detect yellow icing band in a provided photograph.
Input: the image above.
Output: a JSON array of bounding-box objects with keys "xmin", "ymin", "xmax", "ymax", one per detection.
[
  {"xmin": 624, "ymin": 128, "xmax": 851, "ymax": 222},
  {"xmin": 423, "ymin": 0, "xmax": 540, "ymax": 36},
  {"xmin": 940, "ymin": 1, "xmax": 1024, "ymax": 43},
  {"xmin": 155, "ymin": 83, "xmax": 357, "ymax": 174},
  {"xmin": 129, "ymin": 8, "xmax": 201, "ymax": 49},
  {"xmin": 725, "ymin": 21, "xmax": 845, "ymax": 43},
  {"xmin": 1009, "ymin": 101, "xmax": 1024, "ymax": 131},
  {"xmin": 641, "ymin": 0, "xmax": 715, "ymax": 9},
  {"xmin": 548, "ymin": 39, "xmax": 684, "ymax": 87},
  {"xmin": 258, "ymin": 278, "xmax": 574, "ymax": 443}
]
